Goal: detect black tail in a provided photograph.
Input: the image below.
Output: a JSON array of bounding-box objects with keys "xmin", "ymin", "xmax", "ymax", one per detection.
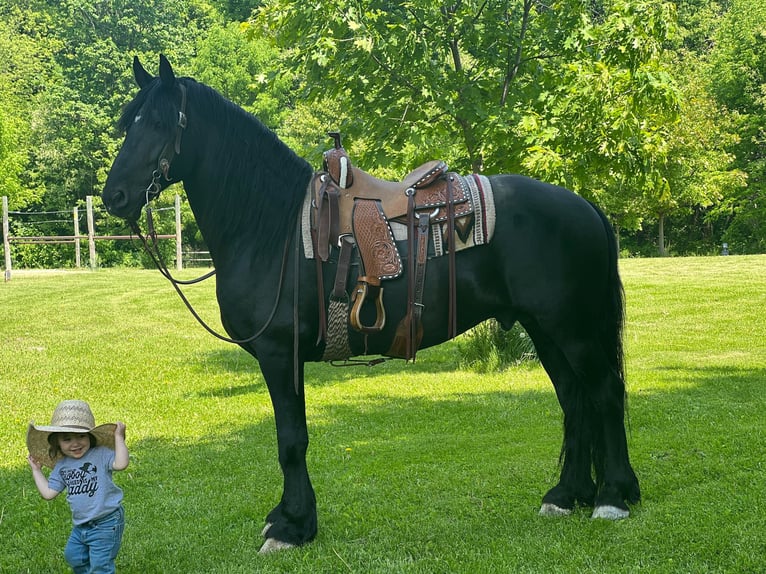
[
  {"xmin": 590, "ymin": 203, "xmax": 640, "ymax": 505},
  {"xmin": 587, "ymin": 202, "xmax": 627, "ymax": 493},
  {"xmin": 590, "ymin": 202, "xmax": 626, "ymax": 389}
]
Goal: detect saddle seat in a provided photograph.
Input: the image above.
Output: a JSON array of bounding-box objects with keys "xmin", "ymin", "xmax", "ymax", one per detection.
[
  {"xmin": 323, "ymin": 159, "xmax": 455, "ymax": 240},
  {"xmin": 316, "ymin": 133, "xmax": 471, "ymax": 253}
]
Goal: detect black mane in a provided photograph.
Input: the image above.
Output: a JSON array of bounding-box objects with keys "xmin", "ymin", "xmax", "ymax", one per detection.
[{"xmin": 120, "ymin": 75, "xmax": 314, "ymax": 257}]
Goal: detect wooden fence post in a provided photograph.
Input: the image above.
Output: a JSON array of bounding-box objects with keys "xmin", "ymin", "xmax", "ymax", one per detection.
[
  {"xmin": 1, "ymin": 195, "xmax": 183, "ymax": 273},
  {"xmin": 86, "ymin": 196, "xmax": 97, "ymax": 269},
  {"xmin": 2, "ymin": 196, "xmax": 11, "ymax": 281},
  {"xmin": 74, "ymin": 206, "xmax": 81, "ymax": 268}
]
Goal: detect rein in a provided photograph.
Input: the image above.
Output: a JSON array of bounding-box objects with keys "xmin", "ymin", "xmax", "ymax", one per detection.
[{"xmin": 130, "ymin": 212, "xmax": 291, "ymax": 345}]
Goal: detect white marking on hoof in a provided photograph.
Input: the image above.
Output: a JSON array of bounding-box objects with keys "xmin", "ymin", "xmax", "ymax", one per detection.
[
  {"xmin": 261, "ymin": 523, "xmax": 272, "ymax": 538},
  {"xmin": 539, "ymin": 503, "xmax": 572, "ymax": 516},
  {"xmin": 259, "ymin": 537, "xmax": 296, "ymax": 554},
  {"xmin": 592, "ymin": 505, "xmax": 629, "ymax": 520}
]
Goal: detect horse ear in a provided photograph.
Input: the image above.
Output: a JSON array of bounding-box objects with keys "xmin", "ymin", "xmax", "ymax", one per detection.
[
  {"xmin": 133, "ymin": 56, "xmax": 153, "ymax": 89},
  {"xmin": 159, "ymin": 54, "xmax": 176, "ymax": 88}
]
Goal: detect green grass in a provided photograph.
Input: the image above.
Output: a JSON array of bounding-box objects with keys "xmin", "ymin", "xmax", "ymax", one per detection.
[{"xmin": 1, "ymin": 256, "xmax": 765, "ymax": 573}]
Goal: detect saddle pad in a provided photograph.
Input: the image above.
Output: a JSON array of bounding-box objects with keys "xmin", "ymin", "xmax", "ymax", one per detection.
[{"xmin": 301, "ymin": 173, "xmax": 496, "ymax": 259}]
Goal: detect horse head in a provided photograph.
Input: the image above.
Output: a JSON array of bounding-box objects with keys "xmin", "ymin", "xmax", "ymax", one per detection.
[{"xmin": 102, "ymin": 55, "xmax": 189, "ymax": 221}]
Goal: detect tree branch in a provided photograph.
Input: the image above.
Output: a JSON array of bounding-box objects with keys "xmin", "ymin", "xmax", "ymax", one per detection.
[{"xmin": 501, "ymin": 0, "xmax": 533, "ymax": 106}]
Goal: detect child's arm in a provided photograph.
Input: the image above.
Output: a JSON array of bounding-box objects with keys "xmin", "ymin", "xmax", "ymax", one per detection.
[
  {"xmin": 112, "ymin": 421, "xmax": 129, "ymax": 471},
  {"xmin": 27, "ymin": 456, "xmax": 61, "ymax": 500}
]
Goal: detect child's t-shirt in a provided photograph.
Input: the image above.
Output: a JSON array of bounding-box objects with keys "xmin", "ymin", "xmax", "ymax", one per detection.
[{"xmin": 48, "ymin": 445, "xmax": 123, "ymax": 525}]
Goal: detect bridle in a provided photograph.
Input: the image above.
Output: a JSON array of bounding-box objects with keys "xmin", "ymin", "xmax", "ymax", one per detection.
[
  {"xmin": 128, "ymin": 81, "xmax": 292, "ymax": 347},
  {"xmin": 145, "ymin": 83, "xmax": 188, "ymax": 200}
]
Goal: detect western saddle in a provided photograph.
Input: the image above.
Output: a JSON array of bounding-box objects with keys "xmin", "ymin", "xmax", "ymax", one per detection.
[{"xmin": 310, "ymin": 133, "xmax": 470, "ymax": 361}]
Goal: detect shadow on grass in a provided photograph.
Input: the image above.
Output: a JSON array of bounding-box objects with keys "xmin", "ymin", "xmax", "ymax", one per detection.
[
  {"xmin": 4, "ymin": 367, "xmax": 764, "ymax": 572},
  {"xmin": 639, "ymin": 364, "xmax": 766, "ymax": 399},
  {"xmin": 2, "ymin": 387, "xmax": 561, "ymax": 572},
  {"xmin": 189, "ymin": 341, "xmax": 474, "ymax": 398}
]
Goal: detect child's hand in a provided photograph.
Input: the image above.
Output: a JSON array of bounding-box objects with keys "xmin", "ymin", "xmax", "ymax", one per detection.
[
  {"xmin": 113, "ymin": 421, "xmax": 130, "ymax": 471},
  {"xmin": 28, "ymin": 455, "xmax": 60, "ymax": 499}
]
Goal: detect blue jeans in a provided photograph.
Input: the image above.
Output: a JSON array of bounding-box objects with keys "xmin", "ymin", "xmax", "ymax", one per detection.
[{"xmin": 64, "ymin": 506, "xmax": 125, "ymax": 574}]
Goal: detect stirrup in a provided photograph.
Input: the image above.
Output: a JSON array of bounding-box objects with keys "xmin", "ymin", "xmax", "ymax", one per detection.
[{"xmin": 350, "ymin": 276, "xmax": 386, "ymax": 333}]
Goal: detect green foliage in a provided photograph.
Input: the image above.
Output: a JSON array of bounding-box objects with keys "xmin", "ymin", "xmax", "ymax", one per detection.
[
  {"xmin": 0, "ymin": 0, "xmax": 765, "ymax": 258},
  {"xmin": 0, "ymin": 106, "xmax": 29, "ymax": 205},
  {"xmin": 1, "ymin": 257, "xmax": 765, "ymax": 572},
  {"xmin": 722, "ymin": 202, "xmax": 766, "ymax": 254},
  {"xmin": 255, "ymin": 1, "xmax": 681, "ymax": 214},
  {"xmin": 458, "ymin": 320, "xmax": 538, "ymax": 373},
  {"xmin": 249, "ymin": 0, "xmax": 760, "ymax": 255},
  {"xmin": 192, "ymin": 21, "xmax": 293, "ymax": 128},
  {"xmin": 0, "ymin": 0, "xmax": 217, "ymax": 214},
  {"xmin": 517, "ymin": 2, "xmax": 681, "ymax": 217},
  {"xmin": 0, "ymin": 13, "xmax": 54, "ymax": 209},
  {"xmin": 705, "ymin": 0, "xmax": 766, "ymax": 254}
]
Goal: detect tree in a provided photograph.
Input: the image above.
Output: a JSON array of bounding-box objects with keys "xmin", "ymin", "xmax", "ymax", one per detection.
[
  {"xmin": 253, "ymin": 0, "xmax": 680, "ymax": 223},
  {"xmin": 192, "ymin": 22, "xmax": 293, "ymax": 129},
  {"xmin": 2, "ymin": 0, "xmax": 217, "ymax": 213},
  {"xmin": 707, "ymin": 0, "xmax": 766, "ymax": 253},
  {"xmin": 0, "ymin": 0, "xmax": 219, "ymax": 266},
  {"xmin": 644, "ymin": 55, "xmax": 745, "ymax": 255},
  {"xmin": 0, "ymin": 9, "xmax": 59, "ymax": 208},
  {"xmin": 514, "ymin": 1, "xmax": 681, "ymax": 227}
]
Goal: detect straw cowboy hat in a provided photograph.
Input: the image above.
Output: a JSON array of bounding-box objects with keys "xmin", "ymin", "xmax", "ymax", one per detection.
[{"xmin": 27, "ymin": 400, "xmax": 116, "ymax": 468}]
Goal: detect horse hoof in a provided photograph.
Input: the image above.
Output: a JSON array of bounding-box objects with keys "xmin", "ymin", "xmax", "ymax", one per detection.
[
  {"xmin": 592, "ymin": 505, "xmax": 629, "ymax": 520},
  {"xmin": 539, "ymin": 503, "xmax": 572, "ymax": 516},
  {"xmin": 259, "ymin": 537, "xmax": 296, "ymax": 554}
]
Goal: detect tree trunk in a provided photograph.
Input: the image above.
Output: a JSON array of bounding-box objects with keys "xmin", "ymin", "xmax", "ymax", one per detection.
[{"xmin": 658, "ymin": 214, "xmax": 666, "ymax": 256}]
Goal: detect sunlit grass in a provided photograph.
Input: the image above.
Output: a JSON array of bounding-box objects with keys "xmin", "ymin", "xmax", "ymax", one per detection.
[{"xmin": 1, "ymin": 256, "xmax": 764, "ymax": 573}]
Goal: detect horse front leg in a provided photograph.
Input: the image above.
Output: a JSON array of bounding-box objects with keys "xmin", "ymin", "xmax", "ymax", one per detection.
[{"xmin": 258, "ymin": 357, "xmax": 317, "ymax": 553}]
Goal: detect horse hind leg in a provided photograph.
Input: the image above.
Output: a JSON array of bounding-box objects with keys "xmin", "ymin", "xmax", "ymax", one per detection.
[
  {"xmin": 557, "ymin": 336, "xmax": 640, "ymax": 519},
  {"xmin": 524, "ymin": 324, "xmax": 598, "ymax": 515},
  {"xmin": 587, "ymin": 355, "xmax": 641, "ymax": 518}
]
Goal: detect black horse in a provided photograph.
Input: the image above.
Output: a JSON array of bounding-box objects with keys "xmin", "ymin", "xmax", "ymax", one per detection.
[{"xmin": 102, "ymin": 55, "xmax": 640, "ymax": 552}]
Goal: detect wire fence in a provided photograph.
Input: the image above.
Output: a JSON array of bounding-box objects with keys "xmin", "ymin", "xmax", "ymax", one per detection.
[{"xmin": 2, "ymin": 195, "xmax": 183, "ymax": 281}]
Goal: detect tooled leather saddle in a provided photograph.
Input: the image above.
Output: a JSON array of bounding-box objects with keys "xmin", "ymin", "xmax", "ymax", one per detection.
[{"xmin": 309, "ymin": 133, "xmax": 471, "ymax": 361}]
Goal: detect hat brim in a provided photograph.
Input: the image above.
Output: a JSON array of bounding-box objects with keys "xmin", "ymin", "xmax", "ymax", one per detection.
[{"xmin": 26, "ymin": 422, "xmax": 117, "ymax": 469}]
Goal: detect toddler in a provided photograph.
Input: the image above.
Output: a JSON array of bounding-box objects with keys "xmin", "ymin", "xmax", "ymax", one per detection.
[{"xmin": 27, "ymin": 399, "xmax": 129, "ymax": 574}]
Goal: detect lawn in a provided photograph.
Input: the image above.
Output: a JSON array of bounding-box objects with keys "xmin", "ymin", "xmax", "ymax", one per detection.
[{"xmin": 1, "ymin": 256, "xmax": 764, "ymax": 573}]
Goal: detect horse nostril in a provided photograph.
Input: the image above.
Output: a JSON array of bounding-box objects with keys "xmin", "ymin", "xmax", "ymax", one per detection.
[{"xmin": 102, "ymin": 188, "xmax": 127, "ymax": 214}]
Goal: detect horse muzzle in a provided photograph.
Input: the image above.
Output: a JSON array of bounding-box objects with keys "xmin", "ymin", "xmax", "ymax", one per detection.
[{"xmin": 101, "ymin": 186, "xmax": 148, "ymax": 222}]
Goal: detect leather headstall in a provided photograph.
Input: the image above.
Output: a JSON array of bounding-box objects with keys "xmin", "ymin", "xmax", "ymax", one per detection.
[
  {"xmin": 159, "ymin": 82, "xmax": 188, "ymax": 179},
  {"xmin": 147, "ymin": 83, "xmax": 188, "ymax": 198}
]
